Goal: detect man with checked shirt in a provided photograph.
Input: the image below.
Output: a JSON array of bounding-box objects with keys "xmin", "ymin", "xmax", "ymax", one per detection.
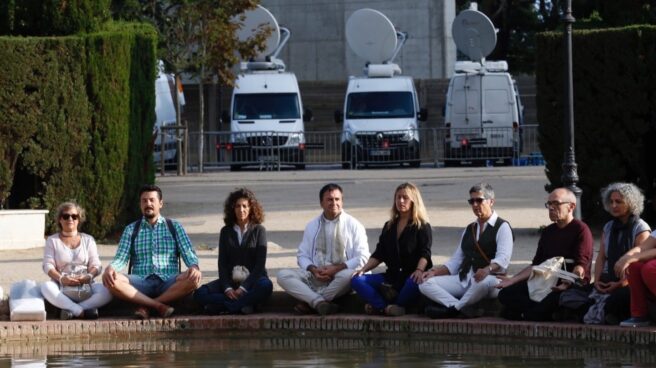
[{"xmin": 103, "ymin": 184, "xmax": 202, "ymax": 319}]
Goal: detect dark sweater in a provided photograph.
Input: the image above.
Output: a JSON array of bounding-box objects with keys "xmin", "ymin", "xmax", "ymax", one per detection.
[
  {"xmin": 371, "ymin": 221, "xmax": 433, "ymax": 289},
  {"xmin": 532, "ymin": 219, "xmax": 593, "ymax": 282},
  {"xmin": 218, "ymin": 224, "xmax": 268, "ymax": 291}
]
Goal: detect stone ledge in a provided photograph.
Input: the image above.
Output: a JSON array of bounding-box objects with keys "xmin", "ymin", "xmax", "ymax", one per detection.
[{"xmin": 1, "ymin": 314, "xmax": 655, "ymax": 345}]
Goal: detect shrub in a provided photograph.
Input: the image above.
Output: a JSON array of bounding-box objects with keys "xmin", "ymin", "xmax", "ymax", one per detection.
[
  {"xmin": 536, "ymin": 26, "xmax": 656, "ymax": 224},
  {"xmin": 0, "ymin": 22, "xmax": 157, "ymax": 238}
]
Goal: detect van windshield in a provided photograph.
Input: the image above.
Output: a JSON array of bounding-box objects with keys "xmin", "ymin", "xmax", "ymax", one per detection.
[
  {"xmin": 346, "ymin": 92, "xmax": 414, "ymax": 119},
  {"xmin": 233, "ymin": 93, "xmax": 300, "ymax": 120}
]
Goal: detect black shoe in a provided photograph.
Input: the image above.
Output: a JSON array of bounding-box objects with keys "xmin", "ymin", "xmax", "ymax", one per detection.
[
  {"xmin": 425, "ymin": 305, "xmax": 458, "ymax": 319},
  {"xmin": 83, "ymin": 308, "xmax": 99, "ymax": 320},
  {"xmin": 459, "ymin": 305, "xmax": 484, "ymax": 319},
  {"xmin": 240, "ymin": 305, "xmax": 254, "ymax": 315}
]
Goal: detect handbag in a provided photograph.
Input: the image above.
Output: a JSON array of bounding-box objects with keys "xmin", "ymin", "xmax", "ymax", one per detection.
[
  {"xmin": 527, "ymin": 257, "xmax": 584, "ymax": 302},
  {"xmin": 60, "ymin": 264, "xmax": 92, "ymax": 302},
  {"xmin": 527, "ymin": 256, "xmax": 564, "ymax": 302}
]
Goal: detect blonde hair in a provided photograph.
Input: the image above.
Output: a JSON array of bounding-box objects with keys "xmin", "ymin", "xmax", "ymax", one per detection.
[{"xmin": 388, "ymin": 182, "xmax": 429, "ymax": 228}]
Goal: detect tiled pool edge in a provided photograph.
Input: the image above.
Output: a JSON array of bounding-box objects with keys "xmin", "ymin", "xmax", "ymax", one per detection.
[{"xmin": 1, "ymin": 314, "xmax": 655, "ymax": 345}]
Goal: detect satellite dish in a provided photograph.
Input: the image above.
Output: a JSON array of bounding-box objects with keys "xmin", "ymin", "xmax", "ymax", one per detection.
[
  {"xmin": 346, "ymin": 9, "xmax": 397, "ymax": 63},
  {"xmin": 452, "ymin": 9, "xmax": 497, "ymax": 61},
  {"xmin": 236, "ymin": 5, "xmax": 281, "ymax": 59}
]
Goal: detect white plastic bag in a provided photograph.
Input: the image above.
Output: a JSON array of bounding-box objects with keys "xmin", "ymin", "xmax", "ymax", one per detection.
[{"xmin": 527, "ymin": 256, "xmax": 564, "ymax": 302}]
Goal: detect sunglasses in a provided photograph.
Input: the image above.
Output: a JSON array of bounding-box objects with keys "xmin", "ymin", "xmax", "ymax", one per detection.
[
  {"xmin": 467, "ymin": 198, "xmax": 486, "ymax": 205},
  {"xmin": 61, "ymin": 213, "xmax": 79, "ymax": 221}
]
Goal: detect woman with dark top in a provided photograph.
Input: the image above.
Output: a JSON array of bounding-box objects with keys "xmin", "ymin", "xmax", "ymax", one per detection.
[
  {"xmin": 351, "ymin": 182, "xmax": 432, "ymax": 316},
  {"xmin": 592, "ymin": 183, "xmax": 650, "ymax": 324},
  {"xmin": 194, "ymin": 188, "xmax": 272, "ymax": 314}
]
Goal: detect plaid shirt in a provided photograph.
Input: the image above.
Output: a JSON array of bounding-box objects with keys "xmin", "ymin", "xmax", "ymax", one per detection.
[{"xmin": 111, "ymin": 216, "xmax": 198, "ymax": 279}]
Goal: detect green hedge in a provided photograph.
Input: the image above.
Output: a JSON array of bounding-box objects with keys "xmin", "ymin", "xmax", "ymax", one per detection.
[
  {"xmin": 536, "ymin": 26, "xmax": 656, "ymax": 223},
  {"xmin": 0, "ymin": 21, "xmax": 157, "ymax": 238},
  {"xmin": 1, "ymin": 0, "xmax": 110, "ymax": 36}
]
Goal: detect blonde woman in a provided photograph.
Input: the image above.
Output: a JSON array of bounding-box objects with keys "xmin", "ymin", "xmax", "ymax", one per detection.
[
  {"xmin": 351, "ymin": 182, "xmax": 432, "ymax": 316},
  {"xmin": 41, "ymin": 202, "xmax": 112, "ymax": 319}
]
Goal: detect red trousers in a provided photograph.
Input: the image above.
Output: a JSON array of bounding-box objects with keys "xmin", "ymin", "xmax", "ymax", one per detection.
[{"xmin": 627, "ymin": 259, "xmax": 656, "ymax": 317}]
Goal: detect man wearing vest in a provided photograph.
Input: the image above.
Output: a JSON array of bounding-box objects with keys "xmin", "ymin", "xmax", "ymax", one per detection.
[
  {"xmin": 419, "ymin": 183, "xmax": 514, "ymax": 319},
  {"xmin": 102, "ymin": 184, "xmax": 202, "ymax": 319}
]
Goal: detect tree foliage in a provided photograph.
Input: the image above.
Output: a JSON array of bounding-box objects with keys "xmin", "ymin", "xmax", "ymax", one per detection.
[
  {"xmin": 111, "ymin": 0, "xmax": 271, "ymax": 86},
  {"xmin": 1, "ymin": 0, "xmax": 111, "ymax": 36},
  {"xmin": 456, "ymin": 0, "xmax": 656, "ymax": 74}
]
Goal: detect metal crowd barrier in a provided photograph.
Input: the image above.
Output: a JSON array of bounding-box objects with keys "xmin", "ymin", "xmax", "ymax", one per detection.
[{"xmin": 163, "ymin": 125, "xmax": 541, "ymax": 171}]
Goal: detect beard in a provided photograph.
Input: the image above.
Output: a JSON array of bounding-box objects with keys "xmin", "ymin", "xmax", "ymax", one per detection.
[{"xmin": 143, "ymin": 208, "xmax": 156, "ymax": 219}]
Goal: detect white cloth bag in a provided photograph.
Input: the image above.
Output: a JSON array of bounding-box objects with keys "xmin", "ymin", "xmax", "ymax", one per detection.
[{"xmin": 527, "ymin": 256, "xmax": 565, "ymax": 302}]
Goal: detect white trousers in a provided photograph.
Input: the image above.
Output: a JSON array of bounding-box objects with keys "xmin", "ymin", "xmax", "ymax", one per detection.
[
  {"xmin": 41, "ymin": 280, "xmax": 113, "ymax": 317},
  {"xmin": 419, "ymin": 274, "xmax": 500, "ymax": 310},
  {"xmin": 276, "ymin": 268, "xmax": 353, "ymax": 308}
]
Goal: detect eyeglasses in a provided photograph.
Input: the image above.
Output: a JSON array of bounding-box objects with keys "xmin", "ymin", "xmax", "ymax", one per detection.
[
  {"xmin": 467, "ymin": 198, "xmax": 486, "ymax": 205},
  {"xmin": 544, "ymin": 201, "xmax": 571, "ymax": 208},
  {"xmin": 61, "ymin": 213, "xmax": 79, "ymax": 221}
]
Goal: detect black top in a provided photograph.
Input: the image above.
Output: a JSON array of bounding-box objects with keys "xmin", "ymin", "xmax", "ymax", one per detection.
[
  {"xmin": 371, "ymin": 220, "xmax": 433, "ymax": 289},
  {"xmin": 218, "ymin": 223, "xmax": 268, "ymax": 291},
  {"xmin": 458, "ymin": 218, "xmax": 511, "ymax": 280}
]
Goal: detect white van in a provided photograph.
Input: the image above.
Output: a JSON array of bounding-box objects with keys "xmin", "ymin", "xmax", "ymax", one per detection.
[
  {"xmin": 153, "ymin": 61, "xmax": 184, "ymax": 166},
  {"xmin": 227, "ymin": 6, "xmax": 309, "ymax": 171},
  {"xmin": 443, "ymin": 60, "xmax": 523, "ymax": 166},
  {"xmin": 337, "ymin": 67, "xmax": 426, "ymax": 168},
  {"xmin": 228, "ymin": 68, "xmax": 309, "ymax": 171},
  {"xmin": 336, "ymin": 9, "xmax": 427, "ymax": 169}
]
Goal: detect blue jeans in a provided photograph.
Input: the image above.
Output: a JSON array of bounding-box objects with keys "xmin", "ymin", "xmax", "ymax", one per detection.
[
  {"xmin": 194, "ymin": 277, "xmax": 273, "ymax": 313},
  {"xmin": 351, "ymin": 273, "xmax": 421, "ymax": 310},
  {"xmin": 127, "ymin": 274, "xmax": 178, "ymax": 298}
]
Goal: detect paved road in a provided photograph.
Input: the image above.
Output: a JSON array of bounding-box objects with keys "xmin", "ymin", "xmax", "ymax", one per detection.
[{"xmin": 1, "ymin": 166, "xmax": 580, "ymax": 295}]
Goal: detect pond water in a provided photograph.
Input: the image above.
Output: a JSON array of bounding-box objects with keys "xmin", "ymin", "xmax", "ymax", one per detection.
[{"xmin": 0, "ymin": 332, "xmax": 652, "ymax": 367}]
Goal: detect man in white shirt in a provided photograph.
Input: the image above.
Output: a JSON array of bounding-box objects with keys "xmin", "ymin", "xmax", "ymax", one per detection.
[
  {"xmin": 277, "ymin": 183, "xmax": 370, "ymax": 315},
  {"xmin": 419, "ymin": 183, "xmax": 513, "ymax": 318}
]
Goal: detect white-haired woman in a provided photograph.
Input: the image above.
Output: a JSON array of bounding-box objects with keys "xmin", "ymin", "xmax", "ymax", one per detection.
[
  {"xmin": 594, "ymin": 183, "xmax": 650, "ymax": 325},
  {"xmin": 41, "ymin": 202, "xmax": 112, "ymax": 319}
]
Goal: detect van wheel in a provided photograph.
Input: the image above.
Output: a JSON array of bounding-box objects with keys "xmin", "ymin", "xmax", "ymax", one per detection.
[
  {"xmin": 409, "ymin": 160, "xmax": 420, "ymax": 168},
  {"xmin": 230, "ymin": 165, "xmax": 242, "ymax": 172},
  {"xmin": 295, "ymin": 164, "xmax": 306, "ymax": 170},
  {"xmin": 341, "ymin": 162, "xmax": 351, "ymax": 169},
  {"xmin": 444, "ymin": 160, "xmax": 460, "ymax": 168}
]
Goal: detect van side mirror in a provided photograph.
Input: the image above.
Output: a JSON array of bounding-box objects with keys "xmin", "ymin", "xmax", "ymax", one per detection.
[
  {"xmin": 417, "ymin": 108, "xmax": 428, "ymax": 122},
  {"xmin": 221, "ymin": 110, "xmax": 230, "ymax": 125},
  {"xmin": 334, "ymin": 110, "xmax": 344, "ymax": 124},
  {"xmin": 303, "ymin": 108, "xmax": 314, "ymax": 123}
]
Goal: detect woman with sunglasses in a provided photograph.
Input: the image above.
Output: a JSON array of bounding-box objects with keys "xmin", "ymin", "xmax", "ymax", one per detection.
[
  {"xmin": 40, "ymin": 202, "xmax": 112, "ymax": 319},
  {"xmin": 351, "ymin": 182, "xmax": 432, "ymax": 316}
]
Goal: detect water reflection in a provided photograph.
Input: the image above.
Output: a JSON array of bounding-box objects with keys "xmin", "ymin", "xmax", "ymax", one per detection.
[{"xmin": 1, "ymin": 332, "xmax": 653, "ymax": 367}]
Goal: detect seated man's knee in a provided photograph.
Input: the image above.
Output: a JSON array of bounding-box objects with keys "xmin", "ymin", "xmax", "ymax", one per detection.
[{"xmin": 276, "ymin": 269, "xmax": 295, "ymax": 282}]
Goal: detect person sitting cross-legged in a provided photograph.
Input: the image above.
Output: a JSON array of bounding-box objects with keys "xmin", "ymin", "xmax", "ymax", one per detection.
[{"xmin": 419, "ymin": 183, "xmax": 513, "ymax": 319}]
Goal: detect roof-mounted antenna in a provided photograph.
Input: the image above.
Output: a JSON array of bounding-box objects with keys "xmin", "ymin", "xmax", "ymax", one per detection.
[
  {"xmin": 235, "ymin": 5, "xmax": 286, "ymax": 71},
  {"xmin": 451, "ymin": 2, "xmax": 497, "ymax": 73},
  {"xmin": 346, "ymin": 8, "xmax": 405, "ymax": 77}
]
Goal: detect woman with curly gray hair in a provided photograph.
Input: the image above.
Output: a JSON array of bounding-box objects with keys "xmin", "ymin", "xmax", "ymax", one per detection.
[{"xmin": 593, "ymin": 183, "xmax": 651, "ymax": 325}]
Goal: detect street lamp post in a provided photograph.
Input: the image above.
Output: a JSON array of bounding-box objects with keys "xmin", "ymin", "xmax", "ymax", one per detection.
[{"xmin": 561, "ymin": 0, "xmax": 582, "ymax": 219}]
